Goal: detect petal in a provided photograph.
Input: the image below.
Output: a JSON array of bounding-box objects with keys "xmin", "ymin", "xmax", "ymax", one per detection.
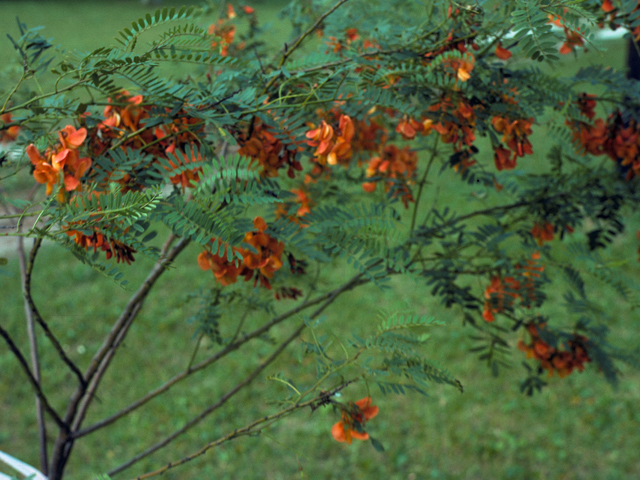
[
  {"xmin": 26, "ymin": 144, "xmax": 46, "ymax": 166},
  {"xmin": 349, "ymin": 429, "xmax": 369, "ymax": 441},
  {"xmin": 331, "ymin": 421, "xmax": 347, "ymax": 443},
  {"xmin": 52, "ymin": 149, "xmax": 70, "ymax": 171},
  {"xmin": 253, "ymin": 216, "xmax": 267, "ymax": 232},
  {"xmin": 197, "ymin": 251, "xmax": 212, "ymax": 271},
  {"xmin": 63, "ymin": 174, "xmax": 80, "ymax": 191}
]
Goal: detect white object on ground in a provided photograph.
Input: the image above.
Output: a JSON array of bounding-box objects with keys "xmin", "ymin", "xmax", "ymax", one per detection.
[{"xmin": 0, "ymin": 450, "xmax": 47, "ymax": 480}]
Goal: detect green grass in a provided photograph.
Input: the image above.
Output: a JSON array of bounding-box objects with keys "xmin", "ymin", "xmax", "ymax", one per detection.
[{"xmin": 1, "ymin": 2, "xmax": 640, "ymax": 480}]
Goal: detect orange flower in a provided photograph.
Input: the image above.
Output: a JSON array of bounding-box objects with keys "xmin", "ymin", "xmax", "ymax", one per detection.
[
  {"xmin": 164, "ymin": 143, "xmax": 202, "ymax": 190},
  {"xmin": 601, "ymin": 0, "xmax": 615, "ymax": 13},
  {"xmin": 27, "ymin": 125, "xmax": 91, "ymax": 200},
  {"xmin": 396, "ymin": 117, "xmax": 433, "ymax": 140},
  {"xmin": 363, "ymin": 145, "xmax": 417, "ymax": 207},
  {"xmin": 495, "ymin": 42, "xmax": 512, "ymax": 60},
  {"xmin": 238, "ymin": 118, "xmax": 302, "ymax": 178},
  {"xmin": 491, "ymin": 116, "xmax": 534, "ymax": 169},
  {"xmin": 332, "ymin": 397, "xmax": 379, "ymax": 444},
  {"xmin": 200, "ymin": 217, "xmax": 285, "ymax": 289},
  {"xmin": 242, "ymin": 216, "xmax": 285, "ymax": 285},
  {"xmin": 275, "ymin": 188, "xmax": 313, "ymax": 225},
  {"xmin": 450, "ymin": 54, "xmax": 474, "ymax": 82},
  {"xmin": 0, "ymin": 113, "xmax": 20, "ymax": 143},
  {"xmin": 306, "ymin": 114, "xmax": 355, "ymax": 168},
  {"xmin": 198, "ymin": 248, "xmax": 244, "ymax": 286},
  {"xmin": 493, "ymin": 145, "xmax": 516, "ymax": 171}
]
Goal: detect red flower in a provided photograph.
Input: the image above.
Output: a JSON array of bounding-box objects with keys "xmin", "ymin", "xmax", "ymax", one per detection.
[
  {"xmin": 518, "ymin": 323, "xmax": 591, "ymax": 377},
  {"xmin": 332, "ymin": 397, "xmax": 379, "ymax": 444},
  {"xmin": 531, "ymin": 222, "xmax": 554, "ymax": 245}
]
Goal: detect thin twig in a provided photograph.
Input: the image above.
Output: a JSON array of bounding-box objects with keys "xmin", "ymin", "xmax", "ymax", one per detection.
[
  {"xmin": 0, "ymin": 324, "xmax": 68, "ymax": 432},
  {"xmin": 262, "ymin": 0, "xmax": 351, "ymax": 94},
  {"xmin": 17, "ymin": 235, "xmax": 48, "ymax": 475},
  {"xmin": 110, "ymin": 322, "xmax": 306, "ymax": 476},
  {"xmin": 127, "ymin": 380, "xmax": 356, "ymax": 480}
]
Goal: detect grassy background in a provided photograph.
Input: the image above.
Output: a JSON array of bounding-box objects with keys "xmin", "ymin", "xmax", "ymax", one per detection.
[{"xmin": 1, "ymin": 1, "xmax": 640, "ymax": 479}]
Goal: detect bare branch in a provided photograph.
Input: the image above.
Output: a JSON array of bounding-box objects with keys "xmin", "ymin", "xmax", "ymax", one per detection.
[
  {"xmin": 18, "ymin": 235, "xmax": 48, "ymax": 475},
  {"xmin": 74, "ymin": 267, "xmax": 370, "ymax": 440},
  {"xmin": 127, "ymin": 380, "xmax": 357, "ymax": 480},
  {"xmin": 22, "ymin": 237, "xmax": 86, "ymax": 388},
  {"xmin": 263, "ymin": 0, "xmax": 351, "ymax": 93},
  {"xmin": 0, "ymin": 324, "xmax": 68, "ymax": 432}
]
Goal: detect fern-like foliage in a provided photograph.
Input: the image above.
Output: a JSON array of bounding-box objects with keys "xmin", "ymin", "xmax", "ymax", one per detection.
[{"xmin": 116, "ymin": 6, "xmax": 201, "ymax": 52}]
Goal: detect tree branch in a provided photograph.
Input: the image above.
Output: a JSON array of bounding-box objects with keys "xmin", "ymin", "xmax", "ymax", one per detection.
[
  {"xmin": 108, "ymin": 268, "xmax": 369, "ymax": 476},
  {"xmin": 18, "ymin": 235, "xmax": 48, "ymax": 475},
  {"xmin": 21, "ymin": 237, "xmax": 86, "ymax": 389},
  {"xmin": 48, "ymin": 236, "xmax": 190, "ymax": 480},
  {"xmin": 263, "ymin": 0, "xmax": 351, "ymax": 93},
  {"xmin": 0, "ymin": 324, "xmax": 68, "ymax": 432},
  {"xmin": 127, "ymin": 380, "xmax": 357, "ymax": 480},
  {"xmin": 73, "ymin": 268, "xmax": 370, "ymax": 439}
]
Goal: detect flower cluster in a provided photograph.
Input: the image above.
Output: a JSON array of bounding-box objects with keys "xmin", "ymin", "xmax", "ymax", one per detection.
[
  {"xmin": 444, "ymin": 52, "xmax": 475, "ymax": 82},
  {"xmin": 305, "ymin": 114, "xmax": 355, "ymax": 168},
  {"xmin": 274, "ymin": 188, "xmax": 313, "ymax": 226},
  {"xmin": 531, "ymin": 222, "xmax": 554, "ymax": 246},
  {"xmin": 27, "ymin": 125, "xmax": 92, "ymax": 202},
  {"xmin": 482, "ymin": 252, "xmax": 545, "ymax": 322},
  {"xmin": 430, "ymin": 97, "xmax": 478, "ymax": 152},
  {"xmin": 208, "ymin": 4, "xmax": 239, "ymax": 57},
  {"xmin": 549, "ymin": 14, "xmax": 585, "ymax": 55},
  {"xmin": 65, "ymin": 226, "xmax": 136, "ymax": 264},
  {"xmin": 198, "ymin": 217, "xmax": 285, "ymax": 290},
  {"xmin": 518, "ymin": 323, "xmax": 591, "ymax": 378},
  {"xmin": 238, "ymin": 118, "xmax": 303, "ymax": 178},
  {"xmin": 569, "ymin": 107, "xmax": 640, "ymax": 180},
  {"xmin": 482, "ymin": 275, "xmax": 520, "ymax": 322},
  {"xmin": 362, "ymin": 145, "xmax": 418, "ymax": 207},
  {"xmin": 395, "ymin": 116, "xmax": 433, "ymax": 140},
  {"xmin": 491, "ymin": 116, "xmax": 534, "ymax": 170},
  {"xmin": 331, "ymin": 397, "xmax": 379, "ymax": 444},
  {"xmin": 88, "ymin": 91, "xmax": 203, "ymax": 190}
]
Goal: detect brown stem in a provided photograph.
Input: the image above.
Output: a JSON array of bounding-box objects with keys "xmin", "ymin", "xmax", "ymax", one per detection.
[
  {"xmin": 18, "ymin": 235, "xmax": 49, "ymax": 475},
  {"xmin": 108, "ymin": 268, "xmax": 368, "ymax": 476}
]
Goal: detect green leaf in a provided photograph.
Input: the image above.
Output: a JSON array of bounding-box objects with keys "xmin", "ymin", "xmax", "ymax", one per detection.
[{"xmin": 370, "ymin": 436, "xmax": 385, "ymax": 452}]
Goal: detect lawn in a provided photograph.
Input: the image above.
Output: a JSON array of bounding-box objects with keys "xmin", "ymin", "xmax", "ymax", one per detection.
[{"xmin": 1, "ymin": 2, "xmax": 639, "ymax": 480}]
